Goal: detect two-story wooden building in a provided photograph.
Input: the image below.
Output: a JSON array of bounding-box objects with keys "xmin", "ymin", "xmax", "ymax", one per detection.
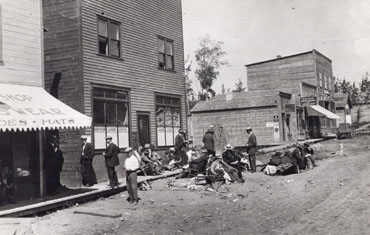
[
  {"xmin": 190, "ymin": 50, "xmax": 339, "ymax": 149},
  {"xmin": 0, "ymin": 0, "xmax": 91, "ymax": 206},
  {"xmin": 43, "ymin": 0, "xmax": 186, "ymax": 186}
]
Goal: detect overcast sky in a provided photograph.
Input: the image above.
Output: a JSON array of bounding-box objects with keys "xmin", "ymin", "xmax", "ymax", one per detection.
[{"xmin": 182, "ymin": 0, "xmax": 370, "ymax": 94}]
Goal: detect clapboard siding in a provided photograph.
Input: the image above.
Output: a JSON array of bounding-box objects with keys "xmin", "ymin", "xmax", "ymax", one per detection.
[
  {"xmin": 43, "ymin": 0, "xmax": 185, "ymax": 186},
  {"xmin": 43, "ymin": 0, "xmax": 85, "ymax": 187},
  {"xmin": 81, "ymin": 0, "xmax": 186, "ymax": 148},
  {"xmin": 247, "ymin": 52, "xmax": 317, "ymax": 95},
  {"xmin": 0, "ymin": 0, "xmax": 42, "ymax": 86}
]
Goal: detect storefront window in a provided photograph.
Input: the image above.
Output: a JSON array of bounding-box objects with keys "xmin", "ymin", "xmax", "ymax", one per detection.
[
  {"xmin": 155, "ymin": 95, "xmax": 181, "ymax": 147},
  {"xmin": 93, "ymin": 88, "xmax": 129, "ymax": 149}
]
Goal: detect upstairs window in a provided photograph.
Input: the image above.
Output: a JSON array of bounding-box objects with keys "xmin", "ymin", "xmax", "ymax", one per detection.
[
  {"xmin": 98, "ymin": 17, "xmax": 120, "ymax": 57},
  {"xmin": 319, "ymin": 72, "xmax": 323, "ymax": 88},
  {"xmin": 158, "ymin": 37, "xmax": 174, "ymax": 70}
]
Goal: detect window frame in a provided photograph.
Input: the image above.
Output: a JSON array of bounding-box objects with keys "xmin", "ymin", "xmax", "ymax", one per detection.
[
  {"xmin": 97, "ymin": 15, "xmax": 121, "ymax": 58},
  {"xmin": 92, "ymin": 86, "xmax": 130, "ymax": 150},
  {"xmin": 157, "ymin": 36, "xmax": 175, "ymax": 71},
  {"xmin": 155, "ymin": 94, "xmax": 182, "ymax": 147}
]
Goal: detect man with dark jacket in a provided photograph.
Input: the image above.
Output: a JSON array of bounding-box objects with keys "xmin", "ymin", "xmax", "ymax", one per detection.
[
  {"xmin": 80, "ymin": 135, "xmax": 97, "ymax": 187},
  {"xmin": 44, "ymin": 135, "xmax": 59, "ymax": 195},
  {"xmin": 246, "ymin": 127, "xmax": 257, "ymax": 173},
  {"xmin": 103, "ymin": 136, "xmax": 120, "ymax": 188},
  {"xmin": 203, "ymin": 127, "xmax": 215, "ymax": 156},
  {"xmin": 222, "ymin": 144, "xmax": 244, "ymax": 179}
]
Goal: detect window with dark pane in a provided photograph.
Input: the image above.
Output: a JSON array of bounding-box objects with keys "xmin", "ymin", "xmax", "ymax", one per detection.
[
  {"xmin": 155, "ymin": 95, "xmax": 181, "ymax": 146},
  {"xmin": 97, "ymin": 16, "xmax": 121, "ymax": 57},
  {"xmin": 157, "ymin": 37, "xmax": 174, "ymax": 70},
  {"xmin": 92, "ymin": 88, "xmax": 129, "ymax": 149}
]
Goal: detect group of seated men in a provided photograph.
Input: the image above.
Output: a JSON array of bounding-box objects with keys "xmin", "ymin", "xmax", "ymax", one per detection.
[
  {"xmin": 263, "ymin": 142, "xmax": 317, "ymax": 176},
  {"xmin": 139, "ymin": 143, "xmax": 163, "ymax": 176}
]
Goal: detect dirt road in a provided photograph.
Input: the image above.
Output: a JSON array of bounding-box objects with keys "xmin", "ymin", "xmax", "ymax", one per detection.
[{"xmin": 30, "ymin": 136, "xmax": 370, "ymax": 235}]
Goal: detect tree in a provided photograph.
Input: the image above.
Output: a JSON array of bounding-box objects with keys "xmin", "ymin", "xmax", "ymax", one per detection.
[
  {"xmin": 350, "ymin": 81, "xmax": 360, "ymax": 104},
  {"xmin": 232, "ymin": 79, "xmax": 246, "ymax": 93},
  {"xmin": 194, "ymin": 35, "xmax": 228, "ymax": 100},
  {"xmin": 221, "ymin": 84, "xmax": 225, "ymax": 94},
  {"xmin": 184, "ymin": 55, "xmax": 198, "ymax": 110}
]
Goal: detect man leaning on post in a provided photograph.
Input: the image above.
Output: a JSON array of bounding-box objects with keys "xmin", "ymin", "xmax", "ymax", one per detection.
[{"xmin": 246, "ymin": 127, "xmax": 257, "ymax": 173}]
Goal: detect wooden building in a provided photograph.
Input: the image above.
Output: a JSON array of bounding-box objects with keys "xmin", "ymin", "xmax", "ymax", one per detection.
[
  {"xmin": 246, "ymin": 50, "xmax": 338, "ymax": 138},
  {"xmin": 190, "ymin": 50, "xmax": 340, "ymax": 149},
  {"xmin": 43, "ymin": 0, "xmax": 186, "ymax": 186},
  {"xmin": 0, "ymin": 1, "xmax": 91, "ymax": 205},
  {"xmin": 333, "ymin": 93, "xmax": 352, "ymax": 125}
]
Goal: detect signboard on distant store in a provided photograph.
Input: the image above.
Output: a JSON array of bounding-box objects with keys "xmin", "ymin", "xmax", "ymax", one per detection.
[{"xmin": 300, "ymin": 96, "xmax": 317, "ymax": 106}]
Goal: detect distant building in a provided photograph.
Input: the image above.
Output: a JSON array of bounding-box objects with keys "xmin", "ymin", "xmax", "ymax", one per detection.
[
  {"xmin": 190, "ymin": 50, "xmax": 339, "ymax": 148},
  {"xmin": 333, "ymin": 93, "xmax": 352, "ymax": 125},
  {"xmin": 43, "ymin": 0, "xmax": 186, "ymax": 186}
]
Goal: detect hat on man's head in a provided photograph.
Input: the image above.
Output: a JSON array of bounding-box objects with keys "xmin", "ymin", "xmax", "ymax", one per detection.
[
  {"xmin": 80, "ymin": 135, "xmax": 88, "ymax": 140},
  {"xmin": 105, "ymin": 136, "xmax": 112, "ymax": 140},
  {"xmin": 225, "ymin": 144, "xmax": 233, "ymax": 150},
  {"xmin": 179, "ymin": 129, "xmax": 185, "ymax": 133},
  {"xmin": 246, "ymin": 127, "xmax": 252, "ymax": 131},
  {"xmin": 144, "ymin": 143, "xmax": 150, "ymax": 149},
  {"xmin": 169, "ymin": 147, "xmax": 176, "ymax": 152},
  {"xmin": 303, "ymin": 142, "xmax": 310, "ymax": 147},
  {"xmin": 124, "ymin": 147, "xmax": 133, "ymax": 153}
]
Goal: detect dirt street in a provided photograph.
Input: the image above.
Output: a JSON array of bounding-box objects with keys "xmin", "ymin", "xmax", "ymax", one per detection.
[{"xmin": 30, "ymin": 136, "xmax": 370, "ymax": 235}]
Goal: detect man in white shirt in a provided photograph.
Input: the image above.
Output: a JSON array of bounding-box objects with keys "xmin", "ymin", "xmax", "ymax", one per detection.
[{"xmin": 124, "ymin": 147, "xmax": 140, "ymax": 205}]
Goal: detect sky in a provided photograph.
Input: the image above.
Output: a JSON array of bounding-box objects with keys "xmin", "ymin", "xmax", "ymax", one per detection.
[{"xmin": 182, "ymin": 0, "xmax": 370, "ymax": 94}]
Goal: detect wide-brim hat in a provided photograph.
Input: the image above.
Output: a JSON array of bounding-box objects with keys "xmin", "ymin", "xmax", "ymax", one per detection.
[
  {"xmin": 105, "ymin": 136, "xmax": 112, "ymax": 140},
  {"xmin": 80, "ymin": 135, "xmax": 88, "ymax": 140},
  {"xmin": 169, "ymin": 147, "xmax": 176, "ymax": 152},
  {"xmin": 143, "ymin": 143, "xmax": 150, "ymax": 149},
  {"xmin": 124, "ymin": 147, "xmax": 133, "ymax": 153},
  {"xmin": 246, "ymin": 127, "xmax": 252, "ymax": 131},
  {"xmin": 225, "ymin": 144, "xmax": 232, "ymax": 149}
]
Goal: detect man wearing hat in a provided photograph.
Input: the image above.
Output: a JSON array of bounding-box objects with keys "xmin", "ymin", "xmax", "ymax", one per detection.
[
  {"xmin": 246, "ymin": 127, "xmax": 257, "ymax": 173},
  {"xmin": 80, "ymin": 135, "xmax": 97, "ymax": 187},
  {"xmin": 124, "ymin": 147, "xmax": 140, "ymax": 205},
  {"xmin": 103, "ymin": 136, "xmax": 120, "ymax": 188},
  {"xmin": 222, "ymin": 144, "xmax": 244, "ymax": 179},
  {"xmin": 44, "ymin": 135, "xmax": 59, "ymax": 195},
  {"xmin": 203, "ymin": 126, "xmax": 215, "ymax": 156}
]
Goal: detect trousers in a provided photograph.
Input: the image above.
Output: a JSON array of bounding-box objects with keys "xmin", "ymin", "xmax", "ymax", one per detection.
[
  {"xmin": 248, "ymin": 154, "xmax": 256, "ymax": 172},
  {"xmin": 126, "ymin": 170, "xmax": 138, "ymax": 201},
  {"xmin": 107, "ymin": 167, "xmax": 119, "ymax": 186}
]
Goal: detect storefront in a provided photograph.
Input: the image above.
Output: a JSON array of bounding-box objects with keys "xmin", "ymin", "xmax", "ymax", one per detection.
[{"xmin": 0, "ymin": 84, "xmax": 91, "ymax": 206}]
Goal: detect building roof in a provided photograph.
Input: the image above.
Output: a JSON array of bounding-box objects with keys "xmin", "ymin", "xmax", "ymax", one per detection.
[
  {"xmin": 333, "ymin": 93, "xmax": 352, "ymax": 109},
  {"xmin": 245, "ymin": 49, "xmax": 331, "ymax": 67},
  {"xmin": 190, "ymin": 90, "xmax": 280, "ymax": 113}
]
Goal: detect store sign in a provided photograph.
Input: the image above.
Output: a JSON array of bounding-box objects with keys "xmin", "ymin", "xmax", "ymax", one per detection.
[
  {"xmin": 285, "ymin": 104, "xmax": 296, "ymax": 113},
  {"xmin": 300, "ymin": 96, "xmax": 317, "ymax": 106}
]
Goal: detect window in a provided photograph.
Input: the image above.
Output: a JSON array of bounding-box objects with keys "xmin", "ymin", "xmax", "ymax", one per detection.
[
  {"xmin": 155, "ymin": 95, "xmax": 181, "ymax": 146},
  {"xmin": 319, "ymin": 72, "xmax": 323, "ymax": 88},
  {"xmin": 97, "ymin": 17, "xmax": 120, "ymax": 57},
  {"xmin": 158, "ymin": 37, "xmax": 174, "ymax": 70},
  {"xmin": 92, "ymin": 88, "xmax": 129, "ymax": 149},
  {"xmin": 324, "ymin": 75, "xmax": 328, "ymax": 89},
  {"xmin": 328, "ymin": 76, "xmax": 332, "ymax": 91}
]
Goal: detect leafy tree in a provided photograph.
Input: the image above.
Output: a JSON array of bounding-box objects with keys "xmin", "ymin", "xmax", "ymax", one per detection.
[
  {"xmin": 350, "ymin": 82, "xmax": 360, "ymax": 104},
  {"xmin": 232, "ymin": 79, "xmax": 246, "ymax": 93},
  {"xmin": 194, "ymin": 35, "xmax": 228, "ymax": 100},
  {"xmin": 184, "ymin": 56, "xmax": 198, "ymax": 110},
  {"xmin": 221, "ymin": 84, "xmax": 225, "ymax": 94}
]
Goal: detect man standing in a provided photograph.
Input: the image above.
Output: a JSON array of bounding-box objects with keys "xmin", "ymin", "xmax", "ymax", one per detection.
[
  {"xmin": 80, "ymin": 135, "xmax": 97, "ymax": 187},
  {"xmin": 103, "ymin": 136, "xmax": 120, "ymax": 188},
  {"xmin": 44, "ymin": 135, "xmax": 58, "ymax": 195},
  {"xmin": 124, "ymin": 147, "xmax": 141, "ymax": 205},
  {"xmin": 246, "ymin": 127, "xmax": 257, "ymax": 173},
  {"xmin": 203, "ymin": 126, "xmax": 215, "ymax": 156}
]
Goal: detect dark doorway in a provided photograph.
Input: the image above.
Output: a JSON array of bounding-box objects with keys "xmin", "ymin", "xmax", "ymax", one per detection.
[{"xmin": 137, "ymin": 113, "xmax": 150, "ymax": 147}]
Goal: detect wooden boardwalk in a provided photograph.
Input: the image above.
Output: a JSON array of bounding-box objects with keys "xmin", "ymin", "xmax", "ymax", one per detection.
[{"xmin": 0, "ymin": 170, "xmax": 182, "ymax": 218}]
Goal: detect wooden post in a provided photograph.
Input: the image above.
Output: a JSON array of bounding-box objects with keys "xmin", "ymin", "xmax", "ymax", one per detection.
[{"xmin": 39, "ymin": 131, "xmax": 46, "ymax": 197}]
